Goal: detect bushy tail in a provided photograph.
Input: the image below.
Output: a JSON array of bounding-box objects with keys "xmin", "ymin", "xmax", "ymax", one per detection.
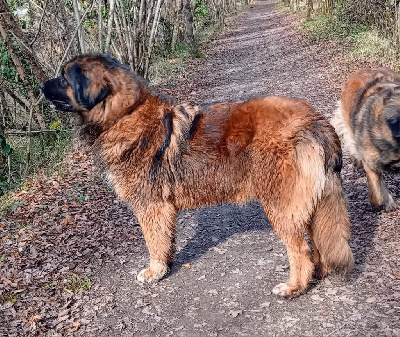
[
  {"xmin": 330, "ymin": 100, "xmax": 359, "ymax": 160},
  {"xmin": 310, "ymin": 171, "xmax": 354, "ymax": 276}
]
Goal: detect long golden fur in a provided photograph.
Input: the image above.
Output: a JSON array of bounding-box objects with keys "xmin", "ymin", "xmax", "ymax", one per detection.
[
  {"xmin": 41, "ymin": 54, "xmax": 354, "ymax": 297},
  {"xmin": 331, "ymin": 68, "xmax": 400, "ymax": 211}
]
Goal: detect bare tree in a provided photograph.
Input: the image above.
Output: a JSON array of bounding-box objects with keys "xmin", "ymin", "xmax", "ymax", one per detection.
[
  {"xmin": 105, "ymin": 0, "xmax": 116, "ymax": 53},
  {"xmin": 182, "ymin": 0, "xmax": 194, "ymax": 44},
  {"xmin": 72, "ymin": 0, "xmax": 86, "ymax": 53},
  {"xmin": 0, "ymin": 0, "xmax": 254, "ymax": 185}
]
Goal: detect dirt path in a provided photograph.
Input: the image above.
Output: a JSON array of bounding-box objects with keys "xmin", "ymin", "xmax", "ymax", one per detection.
[{"xmin": 2, "ymin": 0, "xmax": 399, "ymax": 335}]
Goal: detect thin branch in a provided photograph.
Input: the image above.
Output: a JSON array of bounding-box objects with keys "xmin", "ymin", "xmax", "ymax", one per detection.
[
  {"xmin": 2, "ymin": 85, "xmax": 30, "ymax": 111},
  {"xmin": 55, "ymin": 0, "xmax": 98, "ymax": 75},
  {"xmin": 6, "ymin": 129, "xmax": 73, "ymax": 136},
  {"xmin": 30, "ymin": 0, "xmax": 48, "ymax": 47},
  {"xmin": 98, "ymin": 0, "xmax": 103, "ymax": 50},
  {"xmin": 144, "ymin": 0, "xmax": 164, "ymax": 77},
  {"xmin": 9, "ymin": 30, "xmax": 54, "ymax": 74}
]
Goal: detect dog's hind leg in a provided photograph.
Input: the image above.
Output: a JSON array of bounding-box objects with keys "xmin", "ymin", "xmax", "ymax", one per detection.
[
  {"xmin": 261, "ymin": 204, "xmax": 314, "ymax": 297},
  {"xmin": 135, "ymin": 202, "xmax": 177, "ymax": 283},
  {"xmin": 363, "ymin": 162, "xmax": 397, "ymax": 211}
]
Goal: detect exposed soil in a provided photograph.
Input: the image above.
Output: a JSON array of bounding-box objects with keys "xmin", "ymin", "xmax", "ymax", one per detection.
[{"xmin": 1, "ymin": 0, "xmax": 400, "ymax": 335}]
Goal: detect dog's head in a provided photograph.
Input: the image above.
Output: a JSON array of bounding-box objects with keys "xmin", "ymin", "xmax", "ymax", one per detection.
[
  {"xmin": 381, "ymin": 84, "xmax": 400, "ymax": 140},
  {"xmin": 41, "ymin": 54, "xmax": 146, "ymax": 127}
]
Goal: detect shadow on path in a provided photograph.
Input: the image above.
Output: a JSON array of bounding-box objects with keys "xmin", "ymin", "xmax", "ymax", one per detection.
[{"xmin": 169, "ymin": 202, "xmax": 271, "ymax": 274}]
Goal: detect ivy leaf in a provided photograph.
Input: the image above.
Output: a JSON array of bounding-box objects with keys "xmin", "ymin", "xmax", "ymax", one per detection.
[{"xmin": 3, "ymin": 144, "xmax": 11, "ymax": 155}]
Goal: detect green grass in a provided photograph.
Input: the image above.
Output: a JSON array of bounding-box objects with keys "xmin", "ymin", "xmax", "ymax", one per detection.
[
  {"xmin": 0, "ymin": 194, "xmax": 20, "ymax": 215},
  {"xmin": 65, "ymin": 274, "xmax": 91, "ymax": 292},
  {"xmin": 1, "ymin": 292, "xmax": 17, "ymax": 305},
  {"xmin": 275, "ymin": 3, "xmax": 291, "ymax": 14},
  {"xmin": 300, "ymin": 13, "xmax": 370, "ymax": 42},
  {"xmin": 1, "ymin": 132, "xmax": 72, "ymax": 196},
  {"xmin": 300, "ymin": 13, "xmax": 399, "ymax": 62},
  {"xmin": 347, "ymin": 29, "xmax": 398, "ymax": 61}
]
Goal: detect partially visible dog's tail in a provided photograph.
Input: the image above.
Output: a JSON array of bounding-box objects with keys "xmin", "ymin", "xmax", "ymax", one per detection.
[
  {"xmin": 330, "ymin": 100, "xmax": 359, "ymax": 160},
  {"xmin": 310, "ymin": 170, "xmax": 354, "ymax": 276},
  {"xmin": 306, "ymin": 117, "xmax": 354, "ymax": 275},
  {"xmin": 294, "ymin": 112, "xmax": 354, "ymax": 276}
]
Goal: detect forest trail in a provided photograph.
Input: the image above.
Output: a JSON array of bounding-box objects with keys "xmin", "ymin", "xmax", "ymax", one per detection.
[{"xmin": 2, "ymin": 0, "xmax": 399, "ymax": 335}]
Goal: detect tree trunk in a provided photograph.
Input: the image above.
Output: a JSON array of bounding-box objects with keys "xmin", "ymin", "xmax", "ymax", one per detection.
[
  {"xmin": 98, "ymin": 0, "xmax": 103, "ymax": 50},
  {"xmin": 182, "ymin": 0, "xmax": 194, "ymax": 44},
  {"xmin": 72, "ymin": 0, "xmax": 86, "ymax": 53},
  {"xmin": 307, "ymin": 0, "xmax": 313, "ymax": 18},
  {"xmin": 144, "ymin": 0, "xmax": 164, "ymax": 77},
  {"xmin": 171, "ymin": 0, "xmax": 182, "ymax": 50},
  {"xmin": 105, "ymin": 0, "xmax": 116, "ymax": 53}
]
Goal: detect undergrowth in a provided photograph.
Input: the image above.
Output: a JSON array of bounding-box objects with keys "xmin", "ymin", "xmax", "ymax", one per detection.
[
  {"xmin": 149, "ymin": 20, "xmax": 220, "ymax": 85},
  {"xmin": 0, "ymin": 132, "xmax": 72, "ymax": 199},
  {"xmin": 299, "ymin": 12, "xmax": 398, "ymax": 63}
]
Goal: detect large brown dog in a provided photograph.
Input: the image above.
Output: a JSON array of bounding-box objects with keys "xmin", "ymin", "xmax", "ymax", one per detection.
[
  {"xmin": 41, "ymin": 54, "xmax": 354, "ymax": 297},
  {"xmin": 331, "ymin": 68, "xmax": 400, "ymax": 211}
]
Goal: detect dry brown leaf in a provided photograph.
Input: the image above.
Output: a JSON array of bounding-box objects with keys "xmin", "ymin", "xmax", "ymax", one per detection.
[
  {"xmin": 62, "ymin": 215, "xmax": 75, "ymax": 225},
  {"xmin": 182, "ymin": 263, "xmax": 192, "ymax": 268},
  {"xmin": 28, "ymin": 315, "xmax": 42, "ymax": 324},
  {"xmin": 67, "ymin": 321, "xmax": 81, "ymax": 333}
]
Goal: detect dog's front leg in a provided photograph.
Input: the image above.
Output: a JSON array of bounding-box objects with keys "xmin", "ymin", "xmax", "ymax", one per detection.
[
  {"xmin": 363, "ymin": 162, "xmax": 396, "ymax": 211},
  {"xmin": 135, "ymin": 202, "xmax": 177, "ymax": 283}
]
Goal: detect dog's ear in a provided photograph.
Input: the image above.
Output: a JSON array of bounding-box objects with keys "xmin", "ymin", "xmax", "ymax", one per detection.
[
  {"xmin": 387, "ymin": 115, "xmax": 400, "ymax": 139},
  {"xmin": 67, "ymin": 63, "xmax": 111, "ymax": 110},
  {"xmin": 381, "ymin": 87, "xmax": 395, "ymax": 105},
  {"xmin": 381, "ymin": 85, "xmax": 400, "ymax": 139}
]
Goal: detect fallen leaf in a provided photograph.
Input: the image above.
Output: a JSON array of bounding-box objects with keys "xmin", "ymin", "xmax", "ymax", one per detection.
[
  {"xmin": 67, "ymin": 321, "xmax": 80, "ymax": 333},
  {"xmin": 366, "ymin": 297, "xmax": 376, "ymax": 303},
  {"xmin": 28, "ymin": 315, "xmax": 42, "ymax": 324},
  {"xmin": 311, "ymin": 294, "xmax": 324, "ymax": 302},
  {"xmin": 62, "ymin": 215, "xmax": 75, "ymax": 225},
  {"xmin": 229, "ymin": 310, "xmax": 243, "ymax": 317},
  {"xmin": 260, "ymin": 302, "xmax": 270, "ymax": 308},
  {"xmin": 182, "ymin": 262, "xmax": 192, "ymax": 268}
]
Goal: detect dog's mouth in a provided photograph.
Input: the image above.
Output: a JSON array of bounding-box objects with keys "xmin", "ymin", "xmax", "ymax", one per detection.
[{"xmin": 50, "ymin": 99, "xmax": 74, "ymax": 112}]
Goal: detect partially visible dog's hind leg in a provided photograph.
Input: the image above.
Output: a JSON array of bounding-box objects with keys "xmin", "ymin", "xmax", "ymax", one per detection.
[{"xmin": 260, "ymin": 201, "xmax": 315, "ymax": 297}]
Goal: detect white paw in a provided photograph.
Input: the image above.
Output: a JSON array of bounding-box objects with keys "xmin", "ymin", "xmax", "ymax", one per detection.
[
  {"xmin": 272, "ymin": 283, "xmax": 290, "ymax": 296},
  {"xmin": 136, "ymin": 268, "xmax": 149, "ymax": 283},
  {"xmin": 136, "ymin": 265, "xmax": 168, "ymax": 283}
]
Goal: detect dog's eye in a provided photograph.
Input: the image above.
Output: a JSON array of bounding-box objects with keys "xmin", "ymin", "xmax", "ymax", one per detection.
[{"xmin": 60, "ymin": 76, "xmax": 69, "ymax": 87}]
